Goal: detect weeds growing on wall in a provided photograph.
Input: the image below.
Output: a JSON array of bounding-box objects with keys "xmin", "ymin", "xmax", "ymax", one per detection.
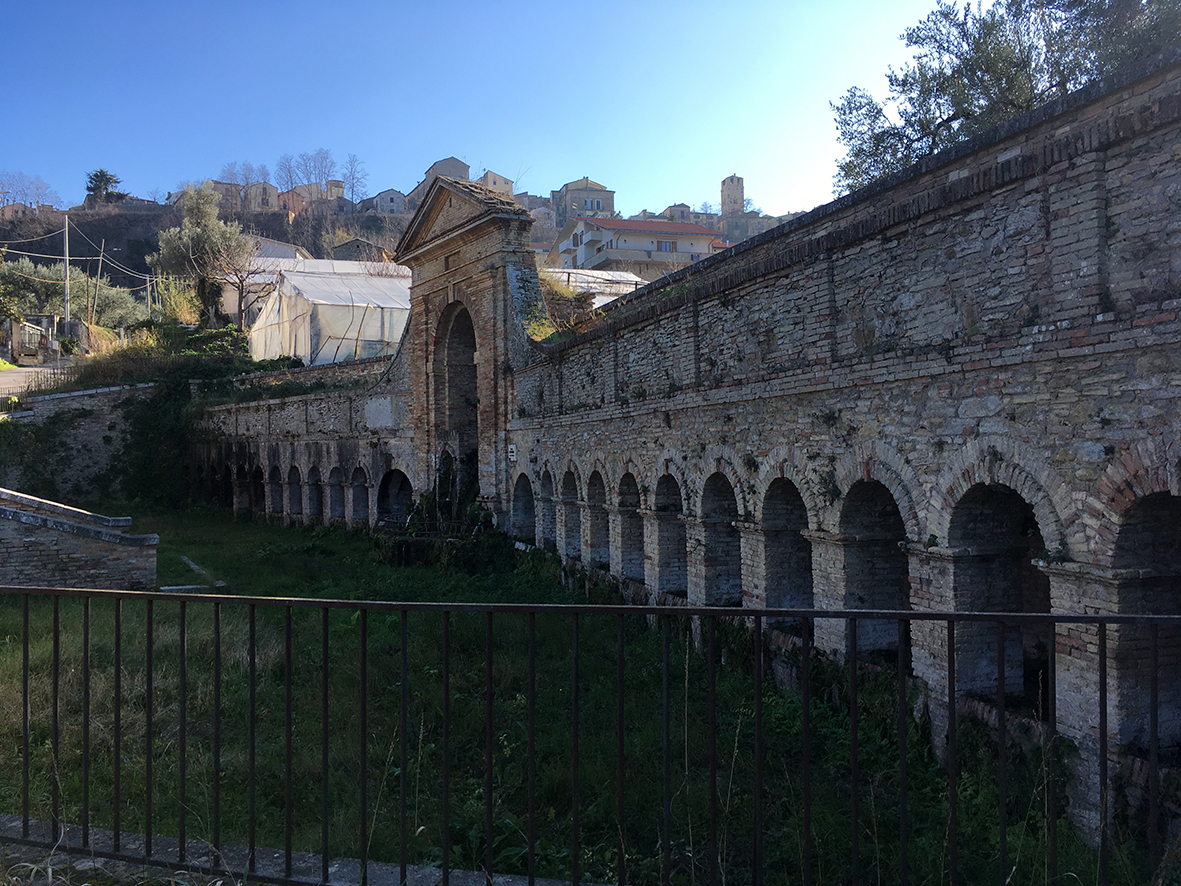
[{"xmin": 0, "ymin": 407, "xmax": 98, "ymax": 502}]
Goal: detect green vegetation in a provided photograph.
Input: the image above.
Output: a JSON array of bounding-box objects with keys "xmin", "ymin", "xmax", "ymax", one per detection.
[
  {"xmin": 0, "ymin": 508, "xmax": 1156, "ymax": 884},
  {"xmin": 832, "ymin": 0, "xmax": 1181, "ymax": 193},
  {"xmin": 0, "ymin": 252, "xmax": 144, "ymax": 329}
]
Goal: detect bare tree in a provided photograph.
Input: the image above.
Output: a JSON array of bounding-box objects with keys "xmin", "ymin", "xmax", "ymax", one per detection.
[
  {"xmin": 275, "ymin": 154, "xmax": 298, "ymax": 192},
  {"xmin": 342, "ymin": 154, "xmax": 369, "ymax": 203},
  {"xmin": 222, "ymin": 234, "xmax": 278, "ymax": 326},
  {"xmin": 296, "ymin": 148, "xmax": 336, "ymax": 191},
  {"xmin": 219, "ymin": 161, "xmax": 273, "ymax": 208}
]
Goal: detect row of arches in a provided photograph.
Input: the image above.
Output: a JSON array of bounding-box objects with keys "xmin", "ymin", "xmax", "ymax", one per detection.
[
  {"xmin": 509, "ymin": 456, "xmax": 1181, "ymax": 739},
  {"xmin": 201, "ymin": 463, "xmax": 415, "ymax": 528}
]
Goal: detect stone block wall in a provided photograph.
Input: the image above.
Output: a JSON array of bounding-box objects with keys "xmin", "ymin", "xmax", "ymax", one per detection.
[{"xmin": 0, "ymin": 487, "xmax": 157, "ymax": 589}]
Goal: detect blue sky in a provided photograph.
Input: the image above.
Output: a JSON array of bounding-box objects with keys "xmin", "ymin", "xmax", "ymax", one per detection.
[{"xmin": 6, "ymin": 0, "xmax": 941, "ymax": 217}]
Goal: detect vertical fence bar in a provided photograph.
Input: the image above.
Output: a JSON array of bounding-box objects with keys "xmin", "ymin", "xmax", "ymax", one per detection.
[
  {"xmin": 1098, "ymin": 621, "xmax": 1109, "ymax": 886},
  {"xmin": 849, "ymin": 618, "xmax": 859, "ymax": 886},
  {"xmin": 1047, "ymin": 619, "xmax": 1057, "ymax": 884},
  {"xmin": 753, "ymin": 613, "xmax": 763, "ymax": 886},
  {"xmin": 214, "ymin": 601, "xmax": 222, "ymax": 859},
  {"xmin": 285, "ymin": 605, "xmax": 293, "ymax": 877},
  {"xmin": 485, "ymin": 611, "xmax": 494, "ymax": 886},
  {"xmin": 1150, "ymin": 623, "xmax": 1161, "ymax": 873},
  {"xmin": 21, "ymin": 593, "xmax": 29, "ymax": 839},
  {"xmin": 82, "ymin": 596, "xmax": 91, "ymax": 847},
  {"xmin": 442, "ymin": 612, "xmax": 451, "ymax": 886},
  {"xmin": 802, "ymin": 617, "xmax": 813, "ymax": 886},
  {"xmin": 897, "ymin": 617, "xmax": 907, "ymax": 886},
  {"xmin": 996, "ymin": 622, "xmax": 1006, "ymax": 885},
  {"xmin": 616, "ymin": 613, "xmax": 626, "ymax": 886},
  {"xmin": 708, "ymin": 615, "xmax": 718, "ymax": 886},
  {"xmin": 662, "ymin": 614, "xmax": 671, "ymax": 886},
  {"xmin": 145, "ymin": 599, "xmax": 154, "ymax": 859},
  {"xmin": 528, "ymin": 612, "xmax": 537, "ymax": 886},
  {"xmin": 248, "ymin": 603, "xmax": 257, "ymax": 874},
  {"xmin": 360, "ymin": 609, "xmax": 369, "ymax": 886},
  {"xmin": 946, "ymin": 620, "xmax": 957, "ymax": 885},
  {"xmin": 400, "ymin": 609, "xmax": 409, "ymax": 886},
  {"xmin": 51, "ymin": 594, "xmax": 59, "ymax": 843},
  {"xmin": 179, "ymin": 600, "xmax": 188, "ymax": 863},
  {"xmin": 572, "ymin": 611, "xmax": 581, "ymax": 886},
  {"xmin": 113, "ymin": 597, "xmax": 121, "ymax": 853},
  {"xmin": 321, "ymin": 607, "xmax": 330, "ymax": 886}
]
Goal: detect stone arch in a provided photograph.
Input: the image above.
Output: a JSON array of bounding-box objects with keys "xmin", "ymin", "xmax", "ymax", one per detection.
[
  {"xmin": 645, "ymin": 449, "xmax": 692, "ymax": 514},
  {"xmin": 433, "ymin": 302, "xmax": 479, "ymax": 494},
  {"xmin": 701, "ymin": 472, "xmax": 742, "ymax": 606},
  {"xmin": 754, "ymin": 446, "xmax": 824, "ymax": 529},
  {"xmin": 287, "ymin": 465, "xmax": 303, "ymax": 518},
  {"xmin": 617, "ymin": 472, "xmax": 644, "ymax": 581},
  {"xmin": 377, "ymin": 470, "xmax": 414, "ymax": 525},
  {"xmin": 307, "ymin": 466, "xmax": 323, "ymax": 521},
  {"xmin": 538, "ymin": 469, "xmax": 556, "ymax": 550},
  {"xmin": 560, "ymin": 466, "xmax": 582, "ymax": 561},
  {"xmin": 328, "ymin": 467, "xmax": 345, "ymax": 521},
  {"xmin": 692, "ymin": 448, "xmax": 749, "ymax": 519},
  {"xmin": 511, "ymin": 472, "xmax": 537, "ymax": 544},
  {"xmin": 585, "ymin": 470, "xmax": 610, "ymax": 568},
  {"xmin": 268, "ymin": 465, "xmax": 284, "ymax": 515},
  {"xmin": 932, "ymin": 438, "xmax": 1071, "ymax": 555},
  {"xmin": 839, "ymin": 479, "xmax": 910, "ymax": 652},
  {"xmin": 250, "ymin": 465, "xmax": 265, "ymax": 514},
  {"xmin": 220, "ymin": 463, "xmax": 234, "ymax": 509},
  {"xmin": 351, "ymin": 467, "xmax": 370, "ymax": 525},
  {"xmin": 762, "ymin": 477, "xmax": 812, "ymax": 609},
  {"xmin": 653, "ymin": 471, "xmax": 687, "ymax": 597},
  {"xmin": 235, "ymin": 465, "xmax": 250, "ymax": 511},
  {"xmin": 1110, "ymin": 492, "xmax": 1181, "ymax": 747},
  {"xmin": 1091, "ymin": 438, "xmax": 1181, "ymax": 566},
  {"xmin": 833, "ymin": 440, "xmax": 922, "ymax": 541},
  {"xmin": 948, "ymin": 483, "xmax": 1052, "ymax": 710}
]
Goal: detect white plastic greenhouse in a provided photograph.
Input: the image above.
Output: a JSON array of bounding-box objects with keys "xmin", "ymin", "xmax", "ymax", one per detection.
[{"xmin": 248, "ymin": 267, "xmax": 412, "ymax": 366}]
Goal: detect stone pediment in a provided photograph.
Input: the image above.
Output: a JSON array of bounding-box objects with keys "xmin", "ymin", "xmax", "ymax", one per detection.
[{"xmin": 395, "ymin": 176, "xmax": 529, "ymax": 262}]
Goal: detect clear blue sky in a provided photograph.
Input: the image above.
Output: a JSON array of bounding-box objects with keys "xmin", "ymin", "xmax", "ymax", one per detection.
[{"xmin": 6, "ymin": 0, "xmax": 941, "ymax": 218}]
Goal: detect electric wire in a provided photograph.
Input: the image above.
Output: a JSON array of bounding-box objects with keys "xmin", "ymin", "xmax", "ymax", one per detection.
[
  {"xmin": 66, "ymin": 219, "xmax": 153, "ymax": 280},
  {"xmin": 0, "ymin": 227, "xmax": 67, "ymax": 245}
]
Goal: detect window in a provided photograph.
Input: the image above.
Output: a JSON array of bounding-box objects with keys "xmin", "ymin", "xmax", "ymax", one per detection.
[
  {"xmin": 656, "ymin": 241, "xmax": 677, "ymax": 253},
  {"xmin": 584, "ymin": 199, "xmax": 592, "ymax": 210},
  {"xmin": 595, "ymin": 199, "xmax": 602, "ymax": 210}
]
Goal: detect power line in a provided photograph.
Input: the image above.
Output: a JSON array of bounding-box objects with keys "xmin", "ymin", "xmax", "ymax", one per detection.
[
  {"xmin": 0, "ymin": 227, "xmax": 67, "ymax": 245},
  {"xmin": 67, "ymin": 218, "xmax": 152, "ymax": 280}
]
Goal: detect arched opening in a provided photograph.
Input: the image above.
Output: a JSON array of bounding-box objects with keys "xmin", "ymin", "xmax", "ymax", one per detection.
[
  {"xmin": 701, "ymin": 473, "xmax": 741, "ymax": 606},
  {"xmin": 763, "ymin": 478, "xmax": 812, "ymax": 609},
  {"xmin": 351, "ymin": 467, "xmax": 370, "ymax": 525},
  {"xmin": 287, "ymin": 466, "xmax": 303, "ymax": 517},
  {"xmin": 1112, "ymin": 492, "xmax": 1181, "ymax": 748},
  {"xmin": 377, "ymin": 470, "xmax": 413, "ymax": 526},
  {"xmin": 268, "ymin": 466, "xmax": 284, "ymax": 515},
  {"xmin": 655, "ymin": 475, "xmax": 687, "ymax": 597},
  {"xmin": 586, "ymin": 471, "xmax": 609, "ymax": 568},
  {"xmin": 220, "ymin": 464, "xmax": 234, "ymax": 509},
  {"xmin": 250, "ymin": 466, "xmax": 266, "ymax": 515},
  {"xmin": 840, "ymin": 480, "xmax": 910, "ymax": 653},
  {"xmin": 234, "ymin": 465, "xmax": 249, "ymax": 511},
  {"xmin": 949, "ymin": 483, "xmax": 1051, "ymax": 709},
  {"xmin": 328, "ymin": 467, "xmax": 345, "ymax": 521},
  {"xmin": 307, "ymin": 467, "xmax": 323, "ymax": 521},
  {"xmin": 618, "ymin": 473, "xmax": 644, "ymax": 581},
  {"xmin": 433, "ymin": 305, "xmax": 479, "ymax": 505},
  {"xmin": 561, "ymin": 470, "xmax": 581, "ymax": 561},
  {"xmin": 511, "ymin": 474, "xmax": 536, "ymax": 544},
  {"xmin": 539, "ymin": 471, "xmax": 556, "ymax": 551}
]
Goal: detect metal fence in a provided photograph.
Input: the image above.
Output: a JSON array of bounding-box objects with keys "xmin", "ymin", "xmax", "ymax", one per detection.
[{"xmin": 0, "ymin": 585, "xmax": 1173, "ymax": 886}]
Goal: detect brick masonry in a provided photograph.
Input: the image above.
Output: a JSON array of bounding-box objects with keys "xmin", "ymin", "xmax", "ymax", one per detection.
[
  {"xmin": 0, "ymin": 487, "xmax": 157, "ymax": 589},
  {"xmin": 196, "ymin": 53, "xmax": 1181, "ymax": 837}
]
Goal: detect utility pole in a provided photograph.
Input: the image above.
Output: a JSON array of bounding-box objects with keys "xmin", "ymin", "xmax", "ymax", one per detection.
[
  {"xmin": 63, "ymin": 215, "xmax": 70, "ymax": 327},
  {"xmin": 92, "ymin": 238, "xmax": 105, "ymax": 326}
]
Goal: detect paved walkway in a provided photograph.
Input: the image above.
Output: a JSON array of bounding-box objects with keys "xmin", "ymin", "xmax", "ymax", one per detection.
[{"xmin": 0, "ymin": 358, "xmax": 72, "ymax": 398}]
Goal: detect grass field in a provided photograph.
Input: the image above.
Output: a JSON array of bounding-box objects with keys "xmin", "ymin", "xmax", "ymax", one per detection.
[{"xmin": 0, "ymin": 505, "xmax": 1153, "ymax": 885}]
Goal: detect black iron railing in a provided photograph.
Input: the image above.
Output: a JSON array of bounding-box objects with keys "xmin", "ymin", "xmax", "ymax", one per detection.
[{"xmin": 0, "ymin": 585, "xmax": 1173, "ymax": 886}]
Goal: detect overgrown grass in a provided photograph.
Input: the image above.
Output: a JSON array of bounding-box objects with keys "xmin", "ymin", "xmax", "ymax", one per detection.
[{"xmin": 0, "ymin": 508, "xmax": 1154, "ymax": 885}]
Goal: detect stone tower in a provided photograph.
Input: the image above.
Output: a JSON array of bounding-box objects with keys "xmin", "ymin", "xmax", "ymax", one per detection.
[{"xmin": 721, "ymin": 174, "xmax": 743, "ymax": 218}]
